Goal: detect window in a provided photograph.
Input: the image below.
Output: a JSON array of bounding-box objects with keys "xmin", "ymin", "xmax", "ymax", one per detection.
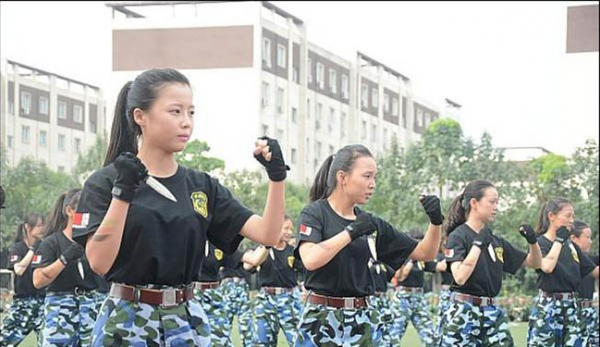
[
  {"xmin": 306, "ymin": 99, "xmax": 311, "ymax": 118},
  {"xmin": 39, "ymin": 96, "xmax": 49, "ymax": 115},
  {"xmin": 21, "ymin": 125, "xmax": 30, "ymax": 143},
  {"xmin": 341, "ymin": 74, "xmax": 349, "ymax": 99},
  {"xmin": 262, "ymin": 38, "xmax": 272, "ymax": 67},
  {"xmin": 340, "ymin": 112, "xmax": 347, "ymax": 138},
  {"xmin": 329, "ymin": 69, "xmax": 337, "ymax": 94},
  {"xmin": 328, "ymin": 107, "xmax": 335, "ymax": 133},
  {"xmin": 293, "ymin": 66, "xmax": 299, "ymax": 83},
  {"xmin": 316, "ymin": 62, "xmax": 325, "ymax": 89},
  {"xmin": 7, "ymin": 135, "xmax": 13, "ymax": 148},
  {"xmin": 39, "ymin": 130, "xmax": 47, "ymax": 147},
  {"xmin": 316, "ymin": 103, "xmax": 323, "ymax": 130},
  {"xmin": 417, "ymin": 109, "xmax": 423, "ymax": 127},
  {"xmin": 291, "ymin": 107, "xmax": 297, "ymax": 124},
  {"xmin": 383, "ymin": 129, "xmax": 388, "ymax": 150},
  {"xmin": 58, "ymin": 101, "xmax": 67, "ymax": 119},
  {"xmin": 58, "ymin": 134, "xmax": 65, "ymax": 151},
  {"xmin": 291, "ymin": 148, "xmax": 297, "ymax": 164},
  {"xmin": 392, "ymin": 98, "xmax": 399, "ymax": 116},
  {"xmin": 21, "ymin": 92, "xmax": 31, "ymax": 114},
  {"xmin": 424, "ymin": 113, "xmax": 431, "ymax": 127},
  {"xmin": 90, "ymin": 120, "xmax": 97, "ymax": 134},
  {"xmin": 316, "ymin": 141, "xmax": 322, "ymax": 160},
  {"xmin": 74, "ymin": 138, "xmax": 81, "ymax": 153},
  {"xmin": 384, "ymin": 94, "xmax": 390, "ymax": 113},
  {"xmin": 371, "ymin": 124, "xmax": 377, "ymax": 142},
  {"xmin": 8, "ymin": 100, "xmax": 14, "ymax": 115},
  {"xmin": 361, "ymin": 84, "xmax": 368, "ymax": 107},
  {"xmin": 361, "ymin": 120, "xmax": 367, "ymax": 140},
  {"xmin": 73, "ymin": 105, "xmax": 83, "ymax": 123},
  {"xmin": 277, "ymin": 88, "xmax": 284, "ymax": 114},
  {"xmin": 306, "ymin": 138, "xmax": 311, "ymax": 159},
  {"xmin": 261, "ymin": 82, "xmax": 270, "ymax": 107},
  {"xmin": 307, "ymin": 58, "xmax": 313, "ymax": 84},
  {"xmin": 371, "ymin": 88, "xmax": 379, "ymax": 108},
  {"xmin": 277, "ymin": 44, "xmax": 286, "ymax": 68}
]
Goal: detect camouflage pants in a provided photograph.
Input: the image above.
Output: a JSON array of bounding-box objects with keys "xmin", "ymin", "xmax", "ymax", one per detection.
[
  {"xmin": 294, "ymin": 299, "xmax": 382, "ymax": 346},
  {"xmin": 90, "ymin": 294, "xmax": 211, "ymax": 347},
  {"xmin": 435, "ymin": 289, "xmax": 452, "ymax": 345},
  {"xmin": 94, "ymin": 292, "xmax": 108, "ymax": 314},
  {"xmin": 220, "ymin": 281, "xmax": 253, "ymax": 347},
  {"xmin": 41, "ymin": 292, "xmax": 98, "ymax": 347},
  {"xmin": 527, "ymin": 296, "xmax": 583, "ymax": 347},
  {"xmin": 253, "ymin": 289, "xmax": 302, "ymax": 346},
  {"xmin": 439, "ymin": 299, "xmax": 515, "ymax": 347},
  {"xmin": 195, "ymin": 287, "xmax": 231, "ymax": 347},
  {"xmin": 580, "ymin": 307, "xmax": 599, "ymax": 347},
  {"xmin": 0, "ymin": 296, "xmax": 45, "ymax": 347},
  {"xmin": 369, "ymin": 295, "xmax": 393, "ymax": 347},
  {"xmin": 389, "ymin": 292, "xmax": 436, "ymax": 347}
]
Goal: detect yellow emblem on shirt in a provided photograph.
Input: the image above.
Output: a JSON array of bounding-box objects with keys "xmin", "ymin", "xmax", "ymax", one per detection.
[
  {"xmin": 495, "ymin": 247, "xmax": 504, "ymax": 263},
  {"xmin": 287, "ymin": 256, "xmax": 295, "ymax": 268},
  {"xmin": 215, "ymin": 249, "xmax": 223, "ymax": 261},
  {"xmin": 191, "ymin": 191, "xmax": 208, "ymax": 218}
]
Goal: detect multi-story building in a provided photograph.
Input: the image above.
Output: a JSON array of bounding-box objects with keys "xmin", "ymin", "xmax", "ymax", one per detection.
[
  {"xmin": 106, "ymin": 1, "xmax": 451, "ymax": 184},
  {"xmin": 1, "ymin": 60, "xmax": 106, "ymax": 173}
]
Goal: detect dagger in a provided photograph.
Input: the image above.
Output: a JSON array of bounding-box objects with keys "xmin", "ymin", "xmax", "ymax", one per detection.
[{"xmin": 145, "ymin": 176, "xmax": 177, "ymax": 202}]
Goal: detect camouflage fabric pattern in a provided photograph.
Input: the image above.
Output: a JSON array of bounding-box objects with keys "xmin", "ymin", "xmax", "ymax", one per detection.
[
  {"xmin": 195, "ymin": 286, "xmax": 231, "ymax": 347},
  {"xmin": 580, "ymin": 307, "xmax": 599, "ymax": 347},
  {"xmin": 294, "ymin": 300, "xmax": 382, "ymax": 346},
  {"xmin": 94, "ymin": 291, "xmax": 108, "ymax": 314},
  {"xmin": 369, "ymin": 295, "xmax": 393, "ymax": 347},
  {"xmin": 527, "ymin": 296, "xmax": 583, "ymax": 347},
  {"xmin": 221, "ymin": 281, "xmax": 253, "ymax": 347},
  {"xmin": 0, "ymin": 296, "xmax": 45, "ymax": 347},
  {"xmin": 389, "ymin": 291, "xmax": 436, "ymax": 346},
  {"xmin": 439, "ymin": 299, "xmax": 515, "ymax": 347},
  {"xmin": 435, "ymin": 289, "xmax": 452, "ymax": 345},
  {"xmin": 41, "ymin": 292, "xmax": 98, "ymax": 347},
  {"xmin": 90, "ymin": 294, "xmax": 211, "ymax": 347},
  {"xmin": 253, "ymin": 289, "xmax": 302, "ymax": 346}
]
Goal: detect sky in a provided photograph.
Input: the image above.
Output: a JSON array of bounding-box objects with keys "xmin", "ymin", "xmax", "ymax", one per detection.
[{"xmin": 1, "ymin": 1, "xmax": 598, "ymax": 157}]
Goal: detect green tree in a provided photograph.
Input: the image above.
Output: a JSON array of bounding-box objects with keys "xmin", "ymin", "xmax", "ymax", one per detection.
[
  {"xmin": 73, "ymin": 134, "xmax": 108, "ymax": 184},
  {"xmin": 176, "ymin": 140, "xmax": 225, "ymax": 174}
]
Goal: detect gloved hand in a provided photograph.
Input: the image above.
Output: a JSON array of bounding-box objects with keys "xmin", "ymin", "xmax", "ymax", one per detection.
[
  {"xmin": 59, "ymin": 242, "xmax": 85, "ymax": 266},
  {"xmin": 28, "ymin": 239, "xmax": 42, "ymax": 252},
  {"xmin": 554, "ymin": 226, "xmax": 570, "ymax": 245},
  {"xmin": 253, "ymin": 136, "xmax": 290, "ymax": 182},
  {"xmin": 420, "ymin": 195, "xmax": 444, "ymax": 226},
  {"xmin": 112, "ymin": 152, "xmax": 148, "ymax": 203},
  {"xmin": 473, "ymin": 227, "xmax": 493, "ymax": 249},
  {"xmin": 345, "ymin": 212, "xmax": 377, "ymax": 241},
  {"xmin": 519, "ymin": 224, "xmax": 538, "ymax": 245}
]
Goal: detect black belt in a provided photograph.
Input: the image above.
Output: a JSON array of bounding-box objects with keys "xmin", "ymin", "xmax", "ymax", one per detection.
[
  {"xmin": 540, "ymin": 290, "xmax": 578, "ymax": 300},
  {"xmin": 47, "ymin": 287, "xmax": 94, "ymax": 296}
]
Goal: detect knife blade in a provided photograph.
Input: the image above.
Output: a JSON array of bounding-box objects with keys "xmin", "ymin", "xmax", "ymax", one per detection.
[{"xmin": 145, "ymin": 176, "xmax": 177, "ymax": 202}]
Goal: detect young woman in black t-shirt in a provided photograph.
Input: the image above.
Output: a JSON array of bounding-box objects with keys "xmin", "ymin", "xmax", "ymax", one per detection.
[
  {"xmin": 527, "ymin": 199, "xmax": 599, "ymax": 347},
  {"xmin": 32, "ymin": 189, "xmax": 99, "ymax": 347},
  {"xmin": 72, "ymin": 68, "xmax": 288, "ymax": 347},
  {"xmin": 441, "ymin": 180, "xmax": 542, "ymax": 347},
  {"xmin": 295, "ymin": 144, "xmax": 443, "ymax": 346},
  {"xmin": 0, "ymin": 213, "xmax": 46, "ymax": 347}
]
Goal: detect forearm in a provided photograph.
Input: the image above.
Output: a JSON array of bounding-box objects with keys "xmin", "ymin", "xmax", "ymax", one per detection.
[
  {"xmin": 399, "ymin": 262, "xmax": 413, "ymax": 282},
  {"xmin": 453, "ymin": 246, "xmax": 482, "ymax": 285},
  {"xmin": 523, "ymin": 243, "xmax": 542, "ymax": 269},
  {"xmin": 14, "ymin": 250, "xmax": 35, "ymax": 276},
  {"xmin": 86, "ymin": 199, "xmax": 129, "ymax": 275},
  {"xmin": 410, "ymin": 224, "xmax": 441, "ymax": 261},
  {"xmin": 33, "ymin": 260, "xmax": 65, "ymax": 289},
  {"xmin": 540, "ymin": 243, "xmax": 562, "ymax": 273},
  {"xmin": 241, "ymin": 182, "xmax": 284, "ymax": 246},
  {"xmin": 242, "ymin": 247, "xmax": 270, "ymax": 267},
  {"xmin": 299, "ymin": 231, "xmax": 352, "ymax": 271}
]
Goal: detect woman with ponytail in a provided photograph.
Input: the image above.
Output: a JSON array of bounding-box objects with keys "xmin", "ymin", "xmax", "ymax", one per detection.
[
  {"xmin": 31, "ymin": 189, "xmax": 99, "ymax": 347},
  {"xmin": 295, "ymin": 144, "xmax": 443, "ymax": 346},
  {"xmin": 72, "ymin": 68, "xmax": 288, "ymax": 347},
  {"xmin": 527, "ymin": 199, "xmax": 599, "ymax": 347},
  {"xmin": 0, "ymin": 213, "xmax": 46, "ymax": 347},
  {"xmin": 439, "ymin": 180, "xmax": 542, "ymax": 347}
]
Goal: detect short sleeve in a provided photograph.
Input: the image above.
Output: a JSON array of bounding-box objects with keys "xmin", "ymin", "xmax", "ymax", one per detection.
[
  {"xmin": 8, "ymin": 243, "xmax": 26, "ymax": 271},
  {"xmin": 445, "ymin": 232, "xmax": 467, "ymax": 264},
  {"xmin": 206, "ymin": 179, "xmax": 254, "ymax": 255},
  {"xmin": 375, "ymin": 218, "xmax": 419, "ymax": 270},
  {"xmin": 294, "ymin": 204, "xmax": 324, "ymax": 260},
  {"xmin": 424, "ymin": 260, "xmax": 437, "ymax": 273},
  {"xmin": 500, "ymin": 237, "xmax": 528, "ymax": 275},
  {"xmin": 223, "ymin": 249, "xmax": 245, "ymax": 268},
  {"xmin": 577, "ymin": 246, "xmax": 597, "ymax": 278},
  {"xmin": 72, "ymin": 167, "xmax": 114, "ymax": 246},
  {"xmin": 31, "ymin": 238, "xmax": 58, "ymax": 269}
]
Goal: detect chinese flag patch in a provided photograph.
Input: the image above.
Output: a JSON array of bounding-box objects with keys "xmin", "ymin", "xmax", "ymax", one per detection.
[
  {"xmin": 444, "ymin": 248, "xmax": 454, "ymax": 258},
  {"xmin": 73, "ymin": 213, "xmax": 89, "ymax": 228},
  {"xmin": 32, "ymin": 255, "xmax": 42, "ymax": 265},
  {"xmin": 10, "ymin": 255, "xmax": 19, "ymax": 262},
  {"xmin": 299, "ymin": 224, "xmax": 312, "ymax": 236}
]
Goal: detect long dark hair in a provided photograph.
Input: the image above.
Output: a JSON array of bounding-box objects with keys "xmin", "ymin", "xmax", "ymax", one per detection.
[
  {"xmin": 13, "ymin": 212, "xmax": 45, "ymax": 243},
  {"xmin": 444, "ymin": 180, "xmax": 495, "ymax": 236},
  {"xmin": 535, "ymin": 197, "xmax": 572, "ymax": 235},
  {"xmin": 42, "ymin": 189, "xmax": 82, "ymax": 237},
  {"xmin": 309, "ymin": 144, "xmax": 373, "ymax": 202},
  {"xmin": 104, "ymin": 68, "xmax": 191, "ymax": 165},
  {"xmin": 572, "ymin": 220, "xmax": 589, "ymax": 238}
]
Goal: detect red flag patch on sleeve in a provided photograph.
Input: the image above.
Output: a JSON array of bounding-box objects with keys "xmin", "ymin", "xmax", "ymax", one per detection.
[
  {"xmin": 32, "ymin": 255, "xmax": 42, "ymax": 265},
  {"xmin": 10, "ymin": 255, "xmax": 19, "ymax": 262},
  {"xmin": 73, "ymin": 212, "xmax": 89, "ymax": 229},
  {"xmin": 299, "ymin": 224, "xmax": 312, "ymax": 237},
  {"xmin": 444, "ymin": 248, "xmax": 454, "ymax": 258}
]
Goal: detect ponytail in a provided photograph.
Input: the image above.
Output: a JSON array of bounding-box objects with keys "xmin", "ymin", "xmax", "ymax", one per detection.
[
  {"xmin": 309, "ymin": 155, "xmax": 335, "ymax": 202},
  {"xmin": 444, "ymin": 180, "xmax": 495, "ymax": 236},
  {"xmin": 42, "ymin": 189, "xmax": 82, "ymax": 237},
  {"xmin": 13, "ymin": 212, "xmax": 45, "ymax": 243},
  {"xmin": 444, "ymin": 194, "xmax": 467, "ymax": 236},
  {"xmin": 104, "ymin": 81, "xmax": 137, "ymax": 166},
  {"xmin": 536, "ymin": 198, "xmax": 572, "ymax": 235}
]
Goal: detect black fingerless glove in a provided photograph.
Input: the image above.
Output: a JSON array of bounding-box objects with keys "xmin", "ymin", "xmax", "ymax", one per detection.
[
  {"xmin": 112, "ymin": 152, "xmax": 148, "ymax": 203},
  {"xmin": 59, "ymin": 242, "xmax": 85, "ymax": 266},
  {"xmin": 554, "ymin": 226, "xmax": 570, "ymax": 245},
  {"xmin": 254, "ymin": 136, "xmax": 290, "ymax": 182},
  {"xmin": 421, "ymin": 195, "xmax": 444, "ymax": 226},
  {"xmin": 473, "ymin": 228, "xmax": 493, "ymax": 248},
  {"xmin": 519, "ymin": 224, "xmax": 538, "ymax": 245},
  {"xmin": 345, "ymin": 212, "xmax": 376, "ymax": 241}
]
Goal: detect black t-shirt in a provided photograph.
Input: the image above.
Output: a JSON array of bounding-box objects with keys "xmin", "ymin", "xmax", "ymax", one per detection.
[
  {"xmin": 32, "ymin": 232, "xmax": 97, "ymax": 292},
  {"xmin": 370, "ymin": 261, "xmax": 394, "ymax": 293},
  {"xmin": 436, "ymin": 253, "xmax": 454, "ymax": 285},
  {"xmin": 536, "ymin": 236, "xmax": 597, "ymax": 293},
  {"xmin": 295, "ymin": 199, "xmax": 418, "ymax": 297},
  {"xmin": 8, "ymin": 241, "xmax": 46, "ymax": 297},
  {"xmin": 398, "ymin": 260, "xmax": 436, "ymax": 288},
  {"xmin": 219, "ymin": 250, "xmax": 248, "ymax": 280},
  {"xmin": 579, "ymin": 254, "xmax": 599, "ymax": 299},
  {"xmin": 199, "ymin": 242, "xmax": 242, "ymax": 282},
  {"xmin": 95, "ymin": 274, "xmax": 111, "ymax": 294},
  {"xmin": 258, "ymin": 244, "xmax": 301, "ymax": 288},
  {"xmin": 73, "ymin": 164, "xmax": 254, "ymax": 286},
  {"xmin": 445, "ymin": 224, "xmax": 527, "ymax": 297}
]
